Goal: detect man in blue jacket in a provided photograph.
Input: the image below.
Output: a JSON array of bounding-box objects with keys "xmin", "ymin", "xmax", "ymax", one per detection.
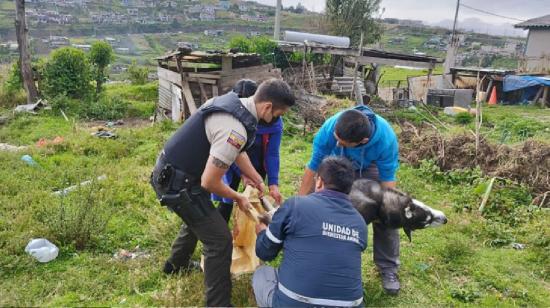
[
  {"xmin": 298, "ymin": 105, "xmax": 401, "ymax": 295},
  {"xmin": 253, "ymin": 156, "xmax": 367, "ymax": 307}
]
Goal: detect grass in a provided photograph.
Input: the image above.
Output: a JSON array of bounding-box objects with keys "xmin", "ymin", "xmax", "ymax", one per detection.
[
  {"xmin": 379, "ymin": 66, "xmax": 444, "ymax": 87},
  {"xmin": 388, "ymin": 104, "xmax": 550, "ymax": 145},
  {"xmin": 0, "ymin": 96, "xmax": 549, "ymax": 306}
]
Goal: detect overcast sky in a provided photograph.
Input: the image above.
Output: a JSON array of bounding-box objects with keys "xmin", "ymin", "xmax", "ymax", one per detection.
[{"xmin": 253, "ymin": 0, "xmax": 548, "ymax": 25}]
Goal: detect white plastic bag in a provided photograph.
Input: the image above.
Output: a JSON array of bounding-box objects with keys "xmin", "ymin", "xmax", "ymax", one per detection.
[{"xmin": 25, "ymin": 238, "xmax": 59, "ymax": 263}]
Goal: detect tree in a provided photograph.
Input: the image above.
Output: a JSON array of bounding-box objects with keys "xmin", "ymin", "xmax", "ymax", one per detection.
[
  {"xmin": 14, "ymin": 0, "xmax": 38, "ymax": 104},
  {"xmin": 229, "ymin": 35, "xmax": 253, "ymax": 53},
  {"xmin": 42, "ymin": 47, "xmax": 92, "ymax": 99},
  {"xmin": 127, "ymin": 60, "xmax": 148, "ymax": 85},
  {"xmin": 325, "ymin": 0, "xmax": 383, "ymax": 46},
  {"xmin": 89, "ymin": 41, "xmax": 113, "ymax": 93},
  {"xmin": 295, "ymin": 3, "xmax": 305, "ymax": 14}
]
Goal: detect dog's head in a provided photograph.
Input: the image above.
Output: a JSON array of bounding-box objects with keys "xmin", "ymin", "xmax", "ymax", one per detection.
[
  {"xmin": 398, "ymin": 198, "xmax": 448, "ymax": 241},
  {"xmin": 349, "ymin": 179, "xmax": 447, "ymax": 241}
]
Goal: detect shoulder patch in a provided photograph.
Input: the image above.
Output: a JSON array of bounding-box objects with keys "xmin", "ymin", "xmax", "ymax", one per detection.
[{"xmin": 227, "ymin": 130, "xmax": 246, "ymax": 150}]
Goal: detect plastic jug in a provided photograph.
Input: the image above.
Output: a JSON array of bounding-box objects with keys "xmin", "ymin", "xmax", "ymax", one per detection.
[{"xmin": 21, "ymin": 155, "xmax": 38, "ymax": 166}]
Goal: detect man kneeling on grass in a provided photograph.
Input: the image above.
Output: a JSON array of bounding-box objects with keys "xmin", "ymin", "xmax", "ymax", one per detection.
[{"xmin": 252, "ymin": 156, "xmax": 367, "ymax": 307}]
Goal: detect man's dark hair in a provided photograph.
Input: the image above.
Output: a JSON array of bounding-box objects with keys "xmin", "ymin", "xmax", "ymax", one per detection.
[
  {"xmin": 254, "ymin": 78, "xmax": 295, "ymax": 109},
  {"xmin": 232, "ymin": 79, "xmax": 257, "ymax": 98},
  {"xmin": 317, "ymin": 156, "xmax": 355, "ymax": 194},
  {"xmin": 334, "ymin": 110, "xmax": 372, "ymax": 143}
]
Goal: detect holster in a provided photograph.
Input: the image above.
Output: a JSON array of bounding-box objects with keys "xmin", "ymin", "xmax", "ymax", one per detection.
[{"xmin": 154, "ymin": 164, "xmax": 214, "ymax": 224}]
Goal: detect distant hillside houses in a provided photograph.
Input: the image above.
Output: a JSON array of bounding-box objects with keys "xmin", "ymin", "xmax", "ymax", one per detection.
[
  {"xmin": 25, "ymin": 0, "xmax": 88, "ymax": 7},
  {"xmin": 23, "ymin": 0, "xmax": 265, "ymax": 27},
  {"xmin": 187, "ymin": 5, "xmax": 218, "ymax": 21},
  {"xmin": 47, "ymin": 36, "xmax": 70, "ymax": 47},
  {"xmin": 26, "ymin": 9, "xmax": 76, "ymax": 25},
  {"xmin": 0, "ymin": 42, "xmax": 18, "ymax": 52},
  {"xmin": 240, "ymin": 14, "xmax": 267, "ymax": 22},
  {"xmin": 72, "ymin": 44, "xmax": 91, "ymax": 51},
  {"xmin": 91, "ymin": 12, "xmax": 128, "ymax": 25},
  {"xmin": 238, "ymin": 3, "xmax": 249, "ymax": 12},
  {"xmin": 383, "ymin": 18, "xmax": 423, "ymax": 27}
]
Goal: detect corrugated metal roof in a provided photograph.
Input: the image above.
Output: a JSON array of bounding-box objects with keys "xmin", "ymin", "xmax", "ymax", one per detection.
[{"xmin": 515, "ymin": 14, "xmax": 550, "ymax": 29}]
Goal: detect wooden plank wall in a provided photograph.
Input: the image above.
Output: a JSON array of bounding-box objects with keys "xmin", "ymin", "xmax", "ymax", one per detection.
[{"xmin": 157, "ymin": 65, "xmax": 284, "ymax": 121}]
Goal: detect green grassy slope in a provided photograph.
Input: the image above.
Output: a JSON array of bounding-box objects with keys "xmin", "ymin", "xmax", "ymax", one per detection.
[{"xmin": 0, "ymin": 97, "xmax": 548, "ymax": 306}]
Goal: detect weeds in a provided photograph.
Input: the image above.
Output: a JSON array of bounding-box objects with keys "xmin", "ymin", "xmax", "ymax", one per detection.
[
  {"xmin": 36, "ymin": 179, "xmax": 113, "ymax": 250},
  {"xmin": 450, "ymin": 284, "xmax": 481, "ymax": 303},
  {"xmin": 482, "ymin": 221, "xmax": 516, "ymax": 247},
  {"xmin": 438, "ymin": 235, "xmax": 474, "ymax": 264},
  {"xmin": 454, "ymin": 112, "xmax": 474, "ymax": 125},
  {"xmin": 49, "ymin": 93, "xmax": 129, "ymax": 120}
]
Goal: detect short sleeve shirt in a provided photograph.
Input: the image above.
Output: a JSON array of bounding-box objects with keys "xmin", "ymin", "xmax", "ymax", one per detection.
[{"xmin": 204, "ymin": 97, "xmax": 258, "ymax": 166}]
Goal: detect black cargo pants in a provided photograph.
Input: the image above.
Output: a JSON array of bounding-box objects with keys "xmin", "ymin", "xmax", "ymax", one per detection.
[{"xmin": 151, "ymin": 153, "xmax": 232, "ymax": 307}]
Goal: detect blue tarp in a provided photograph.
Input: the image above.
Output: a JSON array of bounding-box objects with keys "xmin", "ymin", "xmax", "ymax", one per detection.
[{"xmin": 503, "ymin": 75, "xmax": 550, "ymax": 92}]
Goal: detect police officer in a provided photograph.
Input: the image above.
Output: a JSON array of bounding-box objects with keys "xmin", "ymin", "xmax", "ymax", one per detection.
[
  {"xmin": 212, "ymin": 79, "xmax": 285, "ymax": 222},
  {"xmin": 151, "ymin": 79, "xmax": 295, "ymax": 306}
]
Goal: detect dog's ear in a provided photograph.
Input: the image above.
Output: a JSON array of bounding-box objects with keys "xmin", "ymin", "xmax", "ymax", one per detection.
[{"xmin": 403, "ymin": 228, "xmax": 412, "ymax": 242}]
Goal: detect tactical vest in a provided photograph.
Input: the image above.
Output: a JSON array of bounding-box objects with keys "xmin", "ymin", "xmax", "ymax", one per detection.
[{"xmin": 163, "ymin": 92, "xmax": 257, "ymax": 181}]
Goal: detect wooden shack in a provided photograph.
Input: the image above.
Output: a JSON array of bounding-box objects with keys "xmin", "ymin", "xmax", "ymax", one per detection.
[{"xmin": 156, "ymin": 48, "xmax": 282, "ymax": 122}]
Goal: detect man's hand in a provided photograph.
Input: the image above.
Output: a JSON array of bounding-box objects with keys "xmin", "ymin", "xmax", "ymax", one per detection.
[
  {"xmin": 242, "ymin": 175, "xmax": 266, "ymax": 197},
  {"xmin": 255, "ymin": 181, "xmax": 266, "ymax": 197},
  {"xmin": 235, "ymin": 193, "xmax": 252, "ymax": 212},
  {"xmin": 242, "ymin": 175, "xmax": 254, "ymax": 187},
  {"xmin": 269, "ymin": 185, "xmax": 282, "ymax": 204},
  {"xmin": 255, "ymin": 222, "xmax": 267, "ymax": 235}
]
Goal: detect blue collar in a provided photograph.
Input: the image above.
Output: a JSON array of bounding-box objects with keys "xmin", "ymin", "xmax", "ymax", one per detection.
[{"xmin": 315, "ymin": 189, "xmax": 350, "ymax": 200}]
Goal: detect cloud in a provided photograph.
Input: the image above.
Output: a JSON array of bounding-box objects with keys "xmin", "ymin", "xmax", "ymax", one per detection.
[{"xmin": 253, "ymin": 0, "xmax": 548, "ymax": 26}]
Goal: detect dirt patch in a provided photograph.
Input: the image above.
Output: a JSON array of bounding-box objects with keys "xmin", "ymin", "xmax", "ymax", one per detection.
[
  {"xmin": 399, "ymin": 121, "xmax": 550, "ymax": 195},
  {"xmin": 83, "ymin": 118, "xmax": 152, "ymax": 129}
]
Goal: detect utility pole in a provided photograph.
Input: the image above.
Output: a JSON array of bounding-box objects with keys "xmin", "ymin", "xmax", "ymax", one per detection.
[
  {"xmin": 450, "ymin": 0, "xmax": 460, "ymax": 44},
  {"xmin": 274, "ymin": 0, "xmax": 281, "ymax": 40},
  {"xmin": 444, "ymin": 0, "xmax": 460, "ymax": 80}
]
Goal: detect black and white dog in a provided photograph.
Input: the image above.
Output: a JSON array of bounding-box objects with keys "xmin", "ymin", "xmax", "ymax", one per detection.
[{"xmin": 349, "ymin": 179, "xmax": 447, "ymax": 241}]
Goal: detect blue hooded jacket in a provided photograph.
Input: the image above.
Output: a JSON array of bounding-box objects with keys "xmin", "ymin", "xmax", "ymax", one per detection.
[{"xmin": 308, "ymin": 106, "xmax": 399, "ymax": 182}]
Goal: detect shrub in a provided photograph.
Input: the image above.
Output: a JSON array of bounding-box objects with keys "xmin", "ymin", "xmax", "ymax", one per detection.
[
  {"xmin": 49, "ymin": 93, "xmax": 80, "ymax": 113},
  {"xmin": 228, "ymin": 35, "xmax": 253, "ymax": 53},
  {"xmin": 37, "ymin": 181, "xmax": 113, "ymax": 250},
  {"xmin": 228, "ymin": 35, "xmax": 287, "ymax": 67},
  {"xmin": 89, "ymin": 41, "xmax": 114, "ymax": 93},
  {"xmin": 4, "ymin": 61, "xmax": 23, "ymax": 94},
  {"xmin": 50, "ymin": 93, "xmax": 129, "ymax": 120},
  {"xmin": 42, "ymin": 47, "xmax": 93, "ymax": 99},
  {"xmin": 128, "ymin": 60, "xmax": 148, "ymax": 85},
  {"xmin": 83, "ymin": 95, "xmax": 129, "ymax": 120},
  {"xmin": 251, "ymin": 36, "xmax": 278, "ymax": 64},
  {"xmin": 0, "ymin": 62, "xmax": 27, "ymax": 108},
  {"xmin": 438, "ymin": 235, "xmax": 474, "ymax": 264},
  {"xmin": 455, "ymin": 112, "xmax": 474, "ymax": 125}
]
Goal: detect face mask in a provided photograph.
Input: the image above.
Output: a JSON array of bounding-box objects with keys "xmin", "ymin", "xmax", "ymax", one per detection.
[{"xmin": 259, "ymin": 116, "xmax": 280, "ymax": 126}]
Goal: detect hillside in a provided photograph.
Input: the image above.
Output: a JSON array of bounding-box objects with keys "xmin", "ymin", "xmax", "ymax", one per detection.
[
  {"xmin": 0, "ymin": 0, "xmax": 319, "ymax": 39},
  {"xmin": 379, "ymin": 23, "xmax": 525, "ymax": 70}
]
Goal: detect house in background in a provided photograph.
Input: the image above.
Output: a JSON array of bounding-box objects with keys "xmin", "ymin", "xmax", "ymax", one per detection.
[{"xmin": 515, "ymin": 14, "xmax": 550, "ymax": 74}]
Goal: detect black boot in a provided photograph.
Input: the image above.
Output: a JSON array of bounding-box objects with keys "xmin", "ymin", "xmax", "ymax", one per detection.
[{"xmin": 163, "ymin": 260, "xmax": 202, "ymax": 275}]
